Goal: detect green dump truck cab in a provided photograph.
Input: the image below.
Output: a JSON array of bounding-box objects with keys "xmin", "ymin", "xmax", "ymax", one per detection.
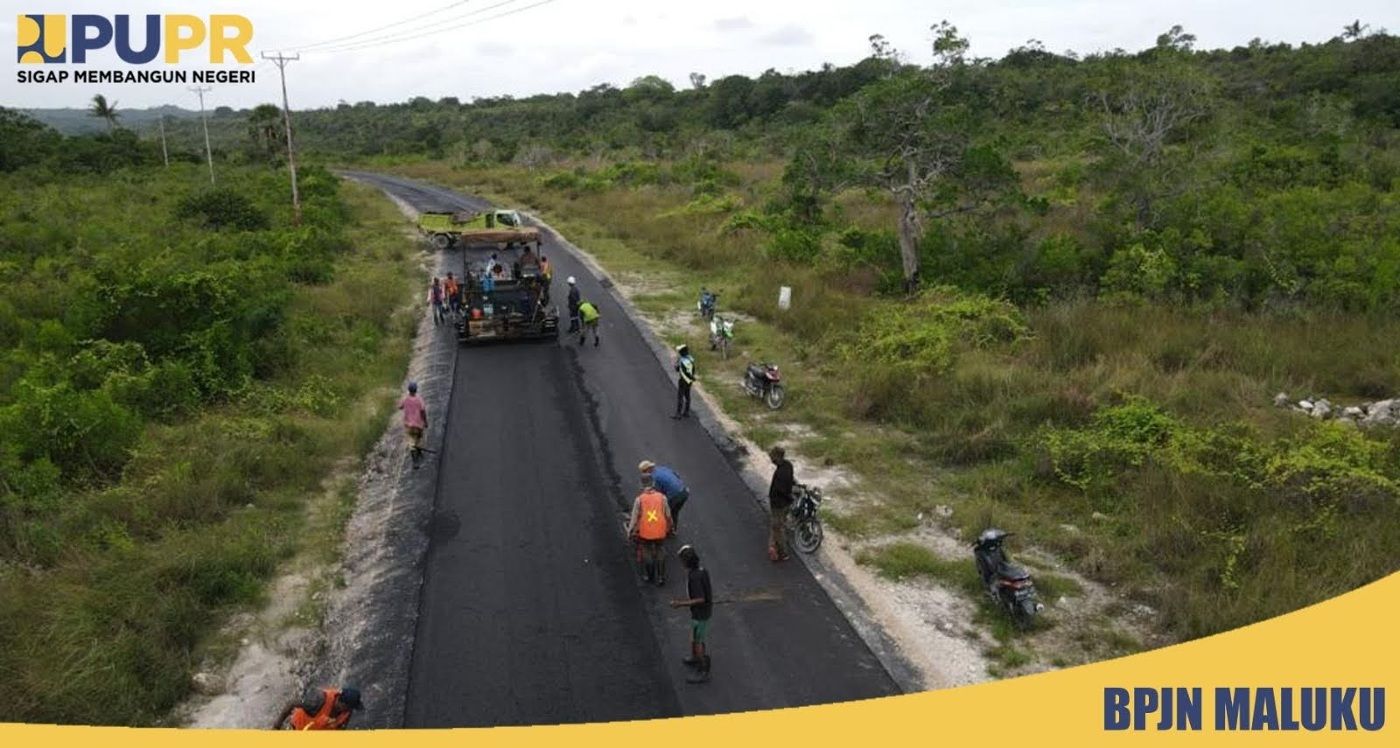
[{"xmin": 418, "ymin": 209, "xmax": 542, "ymax": 250}]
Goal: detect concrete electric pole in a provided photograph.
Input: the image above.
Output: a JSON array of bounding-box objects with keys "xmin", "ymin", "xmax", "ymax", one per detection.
[
  {"xmin": 261, "ymin": 51, "xmax": 303, "ymax": 225},
  {"xmin": 188, "ymin": 86, "xmax": 215, "ymax": 184},
  {"xmin": 158, "ymin": 116, "xmax": 169, "ymax": 168}
]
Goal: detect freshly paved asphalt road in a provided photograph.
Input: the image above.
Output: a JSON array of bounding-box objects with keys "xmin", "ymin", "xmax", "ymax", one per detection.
[{"xmin": 346, "ymin": 172, "xmax": 899, "ymax": 727}]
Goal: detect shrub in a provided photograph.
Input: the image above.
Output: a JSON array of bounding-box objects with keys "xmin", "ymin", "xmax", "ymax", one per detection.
[{"xmin": 175, "ymin": 189, "xmax": 269, "ymax": 231}]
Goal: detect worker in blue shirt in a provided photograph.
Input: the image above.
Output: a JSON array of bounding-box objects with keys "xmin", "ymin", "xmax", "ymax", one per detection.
[{"xmin": 639, "ymin": 459, "xmax": 690, "ymax": 533}]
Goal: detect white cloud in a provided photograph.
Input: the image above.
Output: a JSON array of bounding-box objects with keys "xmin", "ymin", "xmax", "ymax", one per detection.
[
  {"xmin": 713, "ymin": 16, "xmax": 755, "ymax": 32},
  {"xmin": 759, "ymin": 24, "xmax": 815, "ymax": 47}
]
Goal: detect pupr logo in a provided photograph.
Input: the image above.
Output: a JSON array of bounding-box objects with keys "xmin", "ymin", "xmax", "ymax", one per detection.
[
  {"xmin": 16, "ymin": 14, "xmax": 253, "ymax": 64},
  {"xmin": 17, "ymin": 14, "xmax": 66, "ymax": 63}
]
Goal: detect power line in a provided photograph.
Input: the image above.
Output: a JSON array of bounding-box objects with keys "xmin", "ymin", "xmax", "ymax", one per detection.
[
  {"xmin": 299, "ymin": 0, "xmax": 524, "ymax": 54},
  {"xmin": 303, "ymin": 0, "xmax": 554, "ymax": 55},
  {"xmin": 261, "ymin": 52, "xmax": 304, "ymax": 226},
  {"xmin": 287, "ymin": 0, "xmax": 476, "ymax": 52}
]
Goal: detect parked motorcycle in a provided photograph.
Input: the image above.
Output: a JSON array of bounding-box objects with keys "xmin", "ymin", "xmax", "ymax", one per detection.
[
  {"xmin": 708, "ymin": 315, "xmax": 735, "ymax": 359},
  {"xmin": 742, "ymin": 362, "xmax": 785, "ymax": 410},
  {"xmin": 786, "ymin": 482, "xmax": 824, "ymax": 553},
  {"xmin": 697, "ymin": 288, "xmax": 718, "ymax": 320},
  {"xmin": 973, "ymin": 528, "xmax": 1041, "ymax": 627}
]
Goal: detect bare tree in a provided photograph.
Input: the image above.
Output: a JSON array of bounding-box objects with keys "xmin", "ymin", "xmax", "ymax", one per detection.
[{"xmin": 1093, "ymin": 59, "xmax": 1216, "ymax": 226}]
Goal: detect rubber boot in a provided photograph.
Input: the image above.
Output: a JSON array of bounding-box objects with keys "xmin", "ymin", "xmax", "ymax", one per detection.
[
  {"xmin": 683, "ymin": 642, "xmax": 702, "ymax": 667},
  {"xmin": 687, "ymin": 655, "xmax": 711, "ymax": 683}
]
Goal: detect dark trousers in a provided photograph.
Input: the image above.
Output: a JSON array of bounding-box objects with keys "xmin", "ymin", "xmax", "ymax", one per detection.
[
  {"xmin": 676, "ymin": 381, "xmax": 692, "ymax": 416},
  {"xmin": 667, "ymin": 489, "xmax": 690, "ymax": 530}
]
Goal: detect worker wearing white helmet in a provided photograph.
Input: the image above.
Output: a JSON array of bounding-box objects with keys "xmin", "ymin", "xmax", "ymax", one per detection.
[{"xmin": 566, "ymin": 276, "xmax": 582, "ymax": 333}]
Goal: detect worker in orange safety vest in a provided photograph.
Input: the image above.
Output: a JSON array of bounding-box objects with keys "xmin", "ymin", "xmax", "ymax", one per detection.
[
  {"xmin": 273, "ymin": 687, "xmax": 363, "ymax": 730},
  {"xmin": 626, "ymin": 473, "xmax": 673, "ymax": 586}
]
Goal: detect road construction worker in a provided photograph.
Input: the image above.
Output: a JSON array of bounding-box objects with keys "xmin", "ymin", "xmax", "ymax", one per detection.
[
  {"xmin": 640, "ymin": 459, "xmax": 690, "ymax": 533},
  {"xmin": 566, "ymin": 276, "xmax": 581, "ymax": 333},
  {"xmin": 767, "ymin": 446, "xmax": 795, "ymax": 561},
  {"xmin": 539, "ymin": 256, "xmax": 553, "ymax": 303},
  {"xmin": 578, "ymin": 300, "xmax": 600, "ymax": 346},
  {"xmin": 428, "ymin": 277, "xmax": 445, "ymax": 326},
  {"xmin": 626, "ymin": 473, "xmax": 673, "ymax": 585},
  {"xmin": 670, "ymin": 545, "xmax": 713, "ymax": 684},
  {"xmin": 673, "ymin": 345, "xmax": 695, "ymax": 419},
  {"xmin": 272, "ymin": 687, "xmax": 363, "ymax": 730},
  {"xmin": 399, "ymin": 381, "xmax": 428, "ymax": 468},
  {"xmin": 444, "ymin": 273, "xmax": 461, "ymax": 316}
]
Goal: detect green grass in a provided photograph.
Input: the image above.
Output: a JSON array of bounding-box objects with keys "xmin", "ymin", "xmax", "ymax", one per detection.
[
  {"xmin": 0, "ymin": 178, "xmax": 419, "ymax": 725},
  {"xmin": 379, "ymin": 159, "xmax": 1400, "ymax": 653}
]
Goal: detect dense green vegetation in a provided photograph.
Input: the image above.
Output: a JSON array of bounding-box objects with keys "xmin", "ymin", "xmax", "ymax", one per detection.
[
  {"xmin": 0, "ymin": 115, "xmax": 418, "ymax": 723},
  {"xmin": 364, "ymin": 21, "xmax": 1400, "ymax": 653}
]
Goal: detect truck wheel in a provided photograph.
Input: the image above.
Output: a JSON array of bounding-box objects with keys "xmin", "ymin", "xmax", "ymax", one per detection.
[{"xmin": 432, "ymin": 233, "xmax": 451, "ymax": 250}]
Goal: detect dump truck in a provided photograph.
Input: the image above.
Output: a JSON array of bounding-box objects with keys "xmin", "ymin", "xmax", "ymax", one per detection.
[
  {"xmin": 455, "ymin": 264, "xmax": 558, "ymax": 344},
  {"xmin": 418, "ymin": 208, "xmax": 542, "ymax": 251}
]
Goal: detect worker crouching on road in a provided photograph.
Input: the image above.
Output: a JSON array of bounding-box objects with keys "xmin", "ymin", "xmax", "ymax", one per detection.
[
  {"xmin": 639, "ymin": 459, "xmax": 690, "ymax": 533},
  {"xmin": 273, "ymin": 687, "xmax": 363, "ymax": 730},
  {"xmin": 670, "ymin": 545, "xmax": 713, "ymax": 684},
  {"xmin": 627, "ymin": 473, "xmax": 673, "ymax": 585}
]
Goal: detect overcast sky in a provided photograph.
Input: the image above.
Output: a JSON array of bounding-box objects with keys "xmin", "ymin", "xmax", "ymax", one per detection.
[{"xmin": 4, "ymin": 0, "xmax": 1397, "ymax": 111}]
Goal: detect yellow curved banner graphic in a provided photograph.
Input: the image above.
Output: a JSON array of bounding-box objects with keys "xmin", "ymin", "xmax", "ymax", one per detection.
[{"xmin": 2, "ymin": 572, "xmax": 1393, "ymax": 743}]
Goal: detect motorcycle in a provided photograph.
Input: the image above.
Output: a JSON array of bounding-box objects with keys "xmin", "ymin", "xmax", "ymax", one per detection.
[
  {"xmin": 697, "ymin": 288, "xmax": 718, "ymax": 320},
  {"xmin": 786, "ymin": 482, "xmax": 824, "ymax": 553},
  {"xmin": 973, "ymin": 528, "xmax": 1041, "ymax": 627},
  {"xmin": 708, "ymin": 315, "xmax": 735, "ymax": 359},
  {"xmin": 743, "ymin": 362, "xmax": 785, "ymax": 410}
]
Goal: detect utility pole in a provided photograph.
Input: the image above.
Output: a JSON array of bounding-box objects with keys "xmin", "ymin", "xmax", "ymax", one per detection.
[
  {"xmin": 262, "ymin": 51, "xmax": 303, "ymax": 225},
  {"xmin": 158, "ymin": 116, "xmax": 169, "ymax": 167},
  {"xmin": 188, "ymin": 86, "xmax": 215, "ymax": 184}
]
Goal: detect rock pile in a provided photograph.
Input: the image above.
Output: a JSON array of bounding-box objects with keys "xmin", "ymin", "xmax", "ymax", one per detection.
[{"xmin": 1275, "ymin": 393, "xmax": 1399, "ymax": 428}]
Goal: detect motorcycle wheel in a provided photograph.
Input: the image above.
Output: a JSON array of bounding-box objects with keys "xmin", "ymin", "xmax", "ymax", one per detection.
[
  {"xmin": 765, "ymin": 383, "xmax": 785, "ymax": 410},
  {"xmin": 1014, "ymin": 597, "xmax": 1039, "ymax": 627},
  {"xmin": 792, "ymin": 518, "xmax": 823, "ymax": 554}
]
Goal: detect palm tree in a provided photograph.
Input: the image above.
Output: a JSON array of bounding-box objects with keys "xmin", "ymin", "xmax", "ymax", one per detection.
[
  {"xmin": 89, "ymin": 94, "xmax": 120, "ymax": 133},
  {"xmin": 247, "ymin": 103, "xmax": 282, "ymax": 159}
]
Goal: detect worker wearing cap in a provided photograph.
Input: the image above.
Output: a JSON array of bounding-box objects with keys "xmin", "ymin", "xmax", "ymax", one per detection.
[
  {"xmin": 273, "ymin": 687, "xmax": 363, "ymax": 730},
  {"xmin": 640, "ymin": 460, "xmax": 690, "ymax": 533},
  {"xmin": 566, "ymin": 276, "xmax": 581, "ymax": 333},
  {"xmin": 626, "ymin": 473, "xmax": 673, "ymax": 585},
  {"xmin": 673, "ymin": 344, "xmax": 695, "ymax": 419},
  {"xmin": 669, "ymin": 545, "xmax": 713, "ymax": 684}
]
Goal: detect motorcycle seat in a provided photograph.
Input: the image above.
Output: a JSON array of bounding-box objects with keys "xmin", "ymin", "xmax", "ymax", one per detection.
[{"xmin": 997, "ymin": 563, "xmax": 1031, "ymax": 581}]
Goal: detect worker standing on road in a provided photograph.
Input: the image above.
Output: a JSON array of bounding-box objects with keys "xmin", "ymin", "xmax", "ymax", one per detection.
[
  {"xmin": 566, "ymin": 276, "xmax": 581, "ymax": 333},
  {"xmin": 428, "ymin": 277, "xmax": 445, "ymax": 326},
  {"xmin": 399, "ymin": 381, "xmax": 429, "ymax": 469},
  {"xmin": 673, "ymin": 345, "xmax": 696, "ymax": 419},
  {"xmin": 767, "ymin": 446, "xmax": 795, "ymax": 561},
  {"xmin": 670, "ymin": 545, "xmax": 713, "ymax": 684},
  {"xmin": 627, "ymin": 473, "xmax": 673, "ymax": 585},
  {"xmin": 272, "ymin": 686, "xmax": 363, "ymax": 730},
  {"xmin": 444, "ymin": 273, "xmax": 461, "ymax": 318},
  {"xmin": 539, "ymin": 256, "xmax": 553, "ymax": 303},
  {"xmin": 640, "ymin": 459, "xmax": 690, "ymax": 533},
  {"xmin": 578, "ymin": 299, "xmax": 600, "ymax": 347}
]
